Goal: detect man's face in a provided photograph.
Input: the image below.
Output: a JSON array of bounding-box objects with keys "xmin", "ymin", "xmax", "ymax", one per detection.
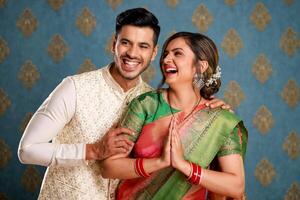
[{"xmin": 112, "ymin": 25, "xmax": 158, "ymax": 80}]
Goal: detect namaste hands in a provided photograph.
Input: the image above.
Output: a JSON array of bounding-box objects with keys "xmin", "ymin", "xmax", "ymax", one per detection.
[{"xmin": 161, "ymin": 117, "xmax": 187, "ymax": 171}]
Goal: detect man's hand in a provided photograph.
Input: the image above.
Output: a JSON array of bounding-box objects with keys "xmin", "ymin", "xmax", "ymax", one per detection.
[
  {"xmin": 85, "ymin": 127, "xmax": 134, "ymax": 161},
  {"xmin": 205, "ymin": 97, "xmax": 233, "ymax": 112}
]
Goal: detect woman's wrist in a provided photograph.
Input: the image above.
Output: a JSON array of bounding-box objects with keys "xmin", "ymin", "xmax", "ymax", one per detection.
[
  {"xmin": 157, "ymin": 157, "xmax": 170, "ymax": 169},
  {"xmin": 174, "ymin": 159, "xmax": 191, "ymax": 177}
]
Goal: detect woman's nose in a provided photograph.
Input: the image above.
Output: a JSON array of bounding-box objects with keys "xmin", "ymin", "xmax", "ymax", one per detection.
[{"xmin": 163, "ymin": 54, "xmax": 172, "ymax": 64}]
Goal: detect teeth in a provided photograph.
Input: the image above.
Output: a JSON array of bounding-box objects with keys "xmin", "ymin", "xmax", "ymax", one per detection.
[
  {"xmin": 166, "ymin": 68, "xmax": 177, "ymax": 73},
  {"xmin": 124, "ymin": 60, "xmax": 139, "ymax": 66}
]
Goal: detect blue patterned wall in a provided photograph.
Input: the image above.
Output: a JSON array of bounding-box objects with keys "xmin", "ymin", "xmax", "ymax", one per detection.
[{"xmin": 0, "ymin": 0, "xmax": 299, "ymax": 199}]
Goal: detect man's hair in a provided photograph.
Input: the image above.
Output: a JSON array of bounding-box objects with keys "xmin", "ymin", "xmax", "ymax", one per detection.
[{"xmin": 115, "ymin": 8, "xmax": 160, "ymax": 45}]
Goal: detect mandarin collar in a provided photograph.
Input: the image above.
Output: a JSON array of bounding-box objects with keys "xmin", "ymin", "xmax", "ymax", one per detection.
[{"xmin": 103, "ymin": 63, "xmax": 144, "ymax": 96}]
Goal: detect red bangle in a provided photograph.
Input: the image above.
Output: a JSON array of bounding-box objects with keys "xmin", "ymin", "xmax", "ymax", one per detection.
[
  {"xmin": 138, "ymin": 158, "xmax": 150, "ymax": 177},
  {"xmin": 196, "ymin": 165, "xmax": 201, "ymax": 184},
  {"xmin": 187, "ymin": 162, "xmax": 193, "ymax": 179},
  {"xmin": 187, "ymin": 162, "xmax": 202, "ymax": 185},
  {"xmin": 135, "ymin": 158, "xmax": 141, "ymax": 176},
  {"xmin": 191, "ymin": 162, "xmax": 198, "ymax": 184},
  {"xmin": 135, "ymin": 158, "xmax": 150, "ymax": 178},
  {"xmin": 134, "ymin": 158, "xmax": 139, "ymax": 175}
]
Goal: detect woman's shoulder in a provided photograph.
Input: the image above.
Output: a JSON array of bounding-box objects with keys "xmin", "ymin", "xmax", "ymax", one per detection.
[
  {"xmin": 134, "ymin": 90, "xmax": 162, "ymax": 103},
  {"xmin": 207, "ymin": 108, "xmax": 247, "ymax": 142},
  {"xmin": 126, "ymin": 90, "xmax": 163, "ymax": 117},
  {"xmin": 211, "ymin": 108, "xmax": 242, "ymax": 125},
  {"xmin": 216, "ymin": 108, "xmax": 248, "ymax": 134}
]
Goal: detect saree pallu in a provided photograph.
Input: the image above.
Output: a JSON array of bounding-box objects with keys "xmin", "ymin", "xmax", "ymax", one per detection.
[{"xmin": 117, "ymin": 90, "xmax": 248, "ymax": 200}]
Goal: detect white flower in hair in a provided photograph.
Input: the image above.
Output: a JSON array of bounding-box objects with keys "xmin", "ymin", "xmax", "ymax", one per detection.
[{"xmin": 205, "ymin": 65, "xmax": 221, "ymax": 87}]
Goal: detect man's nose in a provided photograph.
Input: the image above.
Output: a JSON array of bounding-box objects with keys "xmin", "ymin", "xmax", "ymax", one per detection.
[{"xmin": 126, "ymin": 45, "xmax": 139, "ymax": 58}]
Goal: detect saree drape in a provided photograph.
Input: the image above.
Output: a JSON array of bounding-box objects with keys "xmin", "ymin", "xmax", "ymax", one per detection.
[{"xmin": 117, "ymin": 90, "xmax": 247, "ymax": 200}]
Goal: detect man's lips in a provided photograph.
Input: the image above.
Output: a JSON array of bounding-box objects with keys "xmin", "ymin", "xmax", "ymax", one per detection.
[{"xmin": 122, "ymin": 58, "xmax": 141, "ymax": 72}]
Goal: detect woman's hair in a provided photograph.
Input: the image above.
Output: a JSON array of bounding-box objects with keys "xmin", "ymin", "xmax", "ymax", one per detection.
[
  {"xmin": 115, "ymin": 8, "xmax": 161, "ymax": 45},
  {"xmin": 158, "ymin": 32, "xmax": 221, "ymax": 99}
]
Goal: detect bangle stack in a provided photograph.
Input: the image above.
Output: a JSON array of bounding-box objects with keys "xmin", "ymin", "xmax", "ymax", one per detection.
[
  {"xmin": 187, "ymin": 162, "xmax": 202, "ymax": 185},
  {"xmin": 134, "ymin": 158, "xmax": 150, "ymax": 177}
]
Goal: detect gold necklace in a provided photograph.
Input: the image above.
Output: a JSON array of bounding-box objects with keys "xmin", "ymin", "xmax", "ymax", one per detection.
[{"xmin": 167, "ymin": 88, "xmax": 201, "ymax": 121}]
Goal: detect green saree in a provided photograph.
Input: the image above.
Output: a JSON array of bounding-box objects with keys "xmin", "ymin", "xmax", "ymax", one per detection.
[{"xmin": 116, "ymin": 90, "xmax": 247, "ymax": 200}]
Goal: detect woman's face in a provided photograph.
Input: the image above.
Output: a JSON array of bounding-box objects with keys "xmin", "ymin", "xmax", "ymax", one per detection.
[{"xmin": 161, "ymin": 37, "xmax": 197, "ymax": 86}]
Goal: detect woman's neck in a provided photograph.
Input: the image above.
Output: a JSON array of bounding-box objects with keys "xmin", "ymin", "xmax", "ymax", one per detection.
[{"xmin": 167, "ymin": 84, "xmax": 200, "ymax": 112}]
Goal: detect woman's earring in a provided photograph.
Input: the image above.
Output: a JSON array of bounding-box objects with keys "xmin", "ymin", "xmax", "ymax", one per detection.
[{"xmin": 193, "ymin": 73, "xmax": 204, "ymax": 89}]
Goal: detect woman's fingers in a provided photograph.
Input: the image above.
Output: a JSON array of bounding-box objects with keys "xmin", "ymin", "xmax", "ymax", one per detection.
[
  {"xmin": 169, "ymin": 117, "xmax": 176, "ymax": 147},
  {"xmin": 166, "ymin": 127, "xmax": 171, "ymax": 148},
  {"xmin": 172, "ymin": 128, "xmax": 180, "ymax": 148}
]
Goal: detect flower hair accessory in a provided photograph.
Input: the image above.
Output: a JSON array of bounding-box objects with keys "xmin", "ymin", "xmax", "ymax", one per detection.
[{"xmin": 205, "ymin": 65, "xmax": 221, "ymax": 87}]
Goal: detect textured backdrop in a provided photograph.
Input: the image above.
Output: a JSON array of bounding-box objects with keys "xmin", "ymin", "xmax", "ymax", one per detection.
[{"xmin": 0, "ymin": 0, "xmax": 299, "ymax": 199}]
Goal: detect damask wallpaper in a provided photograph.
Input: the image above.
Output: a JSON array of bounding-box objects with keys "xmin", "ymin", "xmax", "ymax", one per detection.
[{"xmin": 0, "ymin": 0, "xmax": 299, "ymax": 199}]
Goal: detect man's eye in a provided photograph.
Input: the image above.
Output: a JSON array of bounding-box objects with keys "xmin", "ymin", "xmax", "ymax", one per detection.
[{"xmin": 140, "ymin": 45, "xmax": 149, "ymax": 49}]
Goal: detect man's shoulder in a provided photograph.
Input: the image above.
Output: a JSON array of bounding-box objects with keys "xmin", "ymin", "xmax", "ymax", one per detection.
[{"xmin": 69, "ymin": 65, "xmax": 108, "ymax": 81}]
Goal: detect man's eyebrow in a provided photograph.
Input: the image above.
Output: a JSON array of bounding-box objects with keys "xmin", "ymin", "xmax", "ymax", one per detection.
[
  {"xmin": 139, "ymin": 42, "xmax": 151, "ymax": 47},
  {"xmin": 119, "ymin": 39, "xmax": 152, "ymax": 47}
]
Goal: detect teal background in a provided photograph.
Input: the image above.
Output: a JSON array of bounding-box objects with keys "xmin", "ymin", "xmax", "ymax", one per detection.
[{"xmin": 0, "ymin": 0, "xmax": 299, "ymax": 199}]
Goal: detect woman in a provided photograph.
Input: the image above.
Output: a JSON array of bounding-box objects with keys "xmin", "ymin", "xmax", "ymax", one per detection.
[{"xmin": 101, "ymin": 32, "xmax": 248, "ymax": 199}]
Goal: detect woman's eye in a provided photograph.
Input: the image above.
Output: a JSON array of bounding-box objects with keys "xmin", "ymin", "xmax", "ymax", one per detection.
[{"xmin": 174, "ymin": 51, "xmax": 182, "ymax": 56}]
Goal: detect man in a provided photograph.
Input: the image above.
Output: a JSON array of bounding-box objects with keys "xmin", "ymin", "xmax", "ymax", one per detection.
[{"xmin": 18, "ymin": 8, "xmax": 229, "ymax": 200}]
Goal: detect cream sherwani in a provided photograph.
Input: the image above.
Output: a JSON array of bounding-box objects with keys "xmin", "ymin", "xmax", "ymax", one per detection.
[{"xmin": 18, "ymin": 65, "xmax": 152, "ymax": 200}]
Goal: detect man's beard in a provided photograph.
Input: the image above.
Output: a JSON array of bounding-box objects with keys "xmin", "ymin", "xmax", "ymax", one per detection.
[{"xmin": 117, "ymin": 66, "xmax": 147, "ymax": 80}]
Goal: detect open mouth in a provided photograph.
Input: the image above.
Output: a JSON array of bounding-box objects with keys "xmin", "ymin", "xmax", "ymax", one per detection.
[
  {"xmin": 164, "ymin": 65, "xmax": 178, "ymax": 74},
  {"xmin": 122, "ymin": 58, "xmax": 141, "ymax": 71},
  {"xmin": 165, "ymin": 68, "xmax": 178, "ymax": 73}
]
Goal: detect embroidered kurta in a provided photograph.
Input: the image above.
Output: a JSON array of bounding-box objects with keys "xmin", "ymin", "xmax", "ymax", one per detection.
[{"xmin": 18, "ymin": 65, "xmax": 153, "ymax": 200}]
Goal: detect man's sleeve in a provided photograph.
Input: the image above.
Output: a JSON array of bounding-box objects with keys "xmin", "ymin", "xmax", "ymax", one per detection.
[{"xmin": 18, "ymin": 77, "xmax": 87, "ymax": 167}]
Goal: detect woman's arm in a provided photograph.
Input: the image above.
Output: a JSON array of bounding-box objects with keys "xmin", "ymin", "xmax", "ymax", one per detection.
[
  {"xmin": 101, "ymin": 155, "xmax": 169, "ymax": 179},
  {"xmin": 101, "ymin": 130, "xmax": 171, "ymax": 179},
  {"xmin": 173, "ymin": 152, "xmax": 244, "ymax": 198},
  {"xmin": 101, "ymin": 129, "xmax": 172, "ymax": 179},
  {"xmin": 201, "ymin": 154, "xmax": 245, "ymax": 198},
  {"xmin": 174, "ymin": 155, "xmax": 244, "ymax": 199},
  {"xmin": 171, "ymin": 122, "xmax": 245, "ymax": 199}
]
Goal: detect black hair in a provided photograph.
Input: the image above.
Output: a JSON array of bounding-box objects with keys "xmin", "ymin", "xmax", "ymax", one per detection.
[{"xmin": 115, "ymin": 8, "xmax": 160, "ymax": 45}]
